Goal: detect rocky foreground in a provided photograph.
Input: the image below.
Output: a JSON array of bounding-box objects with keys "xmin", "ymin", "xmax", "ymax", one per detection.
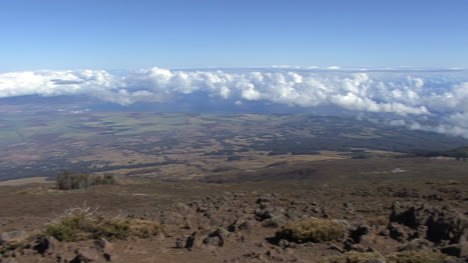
[{"xmin": 1, "ymin": 184, "xmax": 467, "ymax": 263}]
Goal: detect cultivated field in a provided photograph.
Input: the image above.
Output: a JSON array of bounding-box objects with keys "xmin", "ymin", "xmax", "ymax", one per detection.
[{"xmin": 1, "ymin": 103, "xmax": 467, "ymax": 181}]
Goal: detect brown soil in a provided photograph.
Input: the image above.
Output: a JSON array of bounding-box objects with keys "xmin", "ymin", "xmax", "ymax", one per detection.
[{"xmin": 0, "ymin": 157, "xmax": 467, "ymax": 262}]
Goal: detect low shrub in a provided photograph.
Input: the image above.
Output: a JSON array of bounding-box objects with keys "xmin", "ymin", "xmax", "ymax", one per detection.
[
  {"xmin": 44, "ymin": 212, "xmax": 161, "ymax": 242},
  {"xmin": 275, "ymin": 218, "xmax": 344, "ymax": 243},
  {"xmin": 322, "ymin": 250, "xmax": 450, "ymax": 263}
]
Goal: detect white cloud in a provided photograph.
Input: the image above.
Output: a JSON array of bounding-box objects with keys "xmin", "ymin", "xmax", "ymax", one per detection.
[
  {"xmin": 0, "ymin": 70, "xmax": 121, "ymax": 98},
  {"xmin": 1, "ymin": 67, "xmax": 468, "ymax": 138}
]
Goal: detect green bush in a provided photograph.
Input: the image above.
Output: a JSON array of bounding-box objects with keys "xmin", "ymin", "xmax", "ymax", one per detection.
[
  {"xmin": 56, "ymin": 172, "xmax": 116, "ymax": 190},
  {"xmin": 44, "ymin": 213, "xmax": 161, "ymax": 242},
  {"xmin": 275, "ymin": 218, "xmax": 344, "ymax": 243},
  {"xmin": 44, "ymin": 213, "xmax": 92, "ymax": 241}
]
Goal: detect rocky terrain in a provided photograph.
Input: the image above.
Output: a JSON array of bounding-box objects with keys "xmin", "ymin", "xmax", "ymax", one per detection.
[{"xmin": 0, "ymin": 160, "xmax": 467, "ymax": 262}]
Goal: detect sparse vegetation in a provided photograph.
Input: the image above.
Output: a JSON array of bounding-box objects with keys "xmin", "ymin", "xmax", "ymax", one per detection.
[
  {"xmin": 56, "ymin": 171, "xmax": 116, "ymax": 190},
  {"xmin": 386, "ymin": 250, "xmax": 450, "ymax": 263},
  {"xmin": 322, "ymin": 251, "xmax": 385, "ymax": 263},
  {"xmin": 44, "ymin": 212, "xmax": 161, "ymax": 241},
  {"xmin": 322, "ymin": 250, "xmax": 450, "ymax": 263},
  {"xmin": 3, "ymin": 112, "xmax": 467, "ymax": 181},
  {"xmin": 275, "ymin": 218, "xmax": 344, "ymax": 243}
]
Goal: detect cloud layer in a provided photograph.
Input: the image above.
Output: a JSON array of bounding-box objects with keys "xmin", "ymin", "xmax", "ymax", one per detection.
[{"xmin": 1, "ymin": 67, "xmax": 468, "ymax": 138}]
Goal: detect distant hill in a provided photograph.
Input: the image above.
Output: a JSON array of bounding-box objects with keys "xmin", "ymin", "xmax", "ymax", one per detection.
[
  {"xmin": 421, "ymin": 146, "xmax": 468, "ymax": 159},
  {"xmin": 0, "ymin": 95, "xmax": 96, "ymax": 105}
]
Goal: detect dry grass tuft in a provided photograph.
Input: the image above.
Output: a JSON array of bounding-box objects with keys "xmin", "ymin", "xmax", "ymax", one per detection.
[{"xmin": 44, "ymin": 205, "xmax": 160, "ymax": 242}]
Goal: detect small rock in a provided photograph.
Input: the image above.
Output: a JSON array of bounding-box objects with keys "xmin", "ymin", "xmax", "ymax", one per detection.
[
  {"xmin": 95, "ymin": 238, "xmax": 112, "ymax": 252},
  {"xmin": 388, "ymin": 223, "xmax": 409, "ymax": 242},
  {"xmin": 175, "ymin": 237, "xmax": 184, "ymax": 248},
  {"xmin": 398, "ymin": 238, "xmax": 431, "ymax": 251},
  {"xmin": 238, "ymin": 220, "xmax": 255, "ymax": 231},
  {"xmin": 0, "ymin": 230, "xmax": 27, "ymax": 245},
  {"xmin": 32, "ymin": 236, "xmax": 57, "ymax": 255},
  {"xmin": 76, "ymin": 248, "xmax": 99, "ymax": 262},
  {"xmin": 350, "ymin": 244, "xmax": 367, "ymax": 252},
  {"xmin": 215, "ymin": 227, "xmax": 230, "ymax": 238},
  {"xmin": 203, "ymin": 236, "xmax": 221, "ymax": 246},
  {"xmin": 185, "ymin": 231, "xmax": 199, "ymax": 250},
  {"xmin": 278, "ymin": 239, "xmax": 290, "ymax": 249},
  {"xmin": 378, "ymin": 229, "xmax": 390, "ymax": 236},
  {"xmin": 350, "ymin": 224, "xmax": 370, "ymax": 243},
  {"xmin": 441, "ymin": 244, "xmax": 463, "ymax": 257},
  {"xmin": 262, "ymin": 216, "xmax": 288, "ymax": 228},
  {"xmin": 175, "ymin": 202, "xmax": 189, "ymax": 211},
  {"xmin": 329, "ymin": 243, "xmax": 344, "ymax": 253},
  {"xmin": 103, "ymin": 252, "xmax": 112, "ymax": 262}
]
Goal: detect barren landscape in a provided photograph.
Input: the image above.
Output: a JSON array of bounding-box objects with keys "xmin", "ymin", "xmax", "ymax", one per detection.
[
  {"xmin": 2, "ymin": 1, "xmax": 468, "ymax": 262},
  {"xmin": 0, "ymin": 102, "xmax": 467, "ymax": 263},
  {"xmin": 0, "ymin": 157, "xmax": 467, "ymax": 262}
]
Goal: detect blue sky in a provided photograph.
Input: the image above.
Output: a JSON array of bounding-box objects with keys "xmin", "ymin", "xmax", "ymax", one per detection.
[{"xmin": 1, "ymin": 0, "xmax": 467, "ymax": 71}]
